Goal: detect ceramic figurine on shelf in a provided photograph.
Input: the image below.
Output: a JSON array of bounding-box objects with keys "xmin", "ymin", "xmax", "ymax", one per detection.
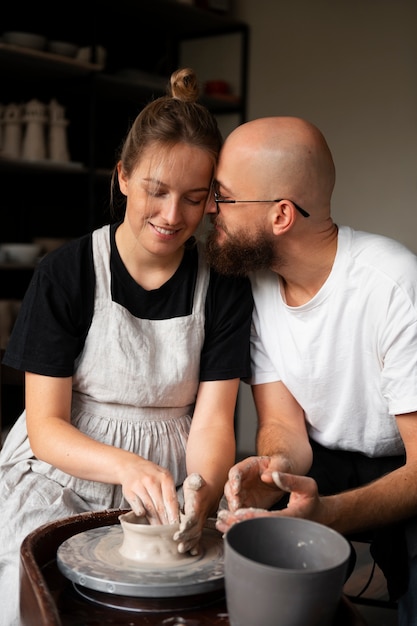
[
  {"xmin": 0, "ymin": 103, "xmax": 5, "ymax": 154},
  {"xmin": 22, "ymin": 99, "xmax": 47, "ymax": 161},
  {"xmin": 48, "ymin": 98, "xmax": 70, "ymax": 163},
  {"xmin": 3, "ymin": 103, "xmax": 23, "ymax": 159}
]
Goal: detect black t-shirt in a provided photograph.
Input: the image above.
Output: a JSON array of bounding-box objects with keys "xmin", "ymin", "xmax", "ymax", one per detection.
[{"xmin": 3, "ymin": 223, "xmax": 253, "ymax": 381}]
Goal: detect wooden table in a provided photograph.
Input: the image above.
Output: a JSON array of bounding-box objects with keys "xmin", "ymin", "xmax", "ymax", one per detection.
[{"xmin": 20, "ymin": 509, "xmax": 367, "ymax": 626}]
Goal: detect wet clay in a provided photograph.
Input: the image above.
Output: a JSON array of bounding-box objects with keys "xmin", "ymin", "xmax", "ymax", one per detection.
[{"xmin": 118, "ymin": 511, "xmax": 189, "ymax": 564}]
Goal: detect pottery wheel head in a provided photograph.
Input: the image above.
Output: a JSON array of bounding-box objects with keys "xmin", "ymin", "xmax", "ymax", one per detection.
[{"xmin": 57, "ymin": 522, "xmax": 224, "ymax": 598}]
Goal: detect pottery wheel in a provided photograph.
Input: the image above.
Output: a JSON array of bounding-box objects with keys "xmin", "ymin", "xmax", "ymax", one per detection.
[{"xmin": 57, "ymin": 521, "xmax": 224, "ymax": 599}]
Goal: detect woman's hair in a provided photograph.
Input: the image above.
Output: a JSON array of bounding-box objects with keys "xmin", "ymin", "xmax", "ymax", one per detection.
[{"xmin": 110, "ymin": 67, "xmax": 223, "ymax": 217}]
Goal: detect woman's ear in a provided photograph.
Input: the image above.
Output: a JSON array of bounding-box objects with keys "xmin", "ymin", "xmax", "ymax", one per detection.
[
  {"xmin": 117, "ymin": 161, "xmax": 128, "ymax": 196},
  {"xmin": 271, "ymin": 200, "xmax": 296, "ymax": 235}
]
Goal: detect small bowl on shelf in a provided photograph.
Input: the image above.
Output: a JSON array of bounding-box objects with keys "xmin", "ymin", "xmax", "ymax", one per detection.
[
  {"xmin": 2, "ymin": 31, "xmax": 47, "ymax": 51},
  {"xmin": 204, "ymin": 79, "xmax": 231, "ymax": 96},
  {"xmin": 48, "ymin": 40, "xmax": 79, "ymax": 58},
  {"xmin": 33, "ymin": 237, "xmax": 70, "ymax": 255},
  {"xmin": 75, "ymin": 45, "xmax": 107, "ymax": 66},
  {"xmin": 0, "ymin": 243, "xmax": 41, "ymax": 265}
]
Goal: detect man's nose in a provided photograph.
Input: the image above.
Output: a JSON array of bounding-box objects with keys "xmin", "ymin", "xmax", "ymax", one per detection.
[{"xmin": 206, "ymin": 194, "xmax": 218, "ymax": 215}]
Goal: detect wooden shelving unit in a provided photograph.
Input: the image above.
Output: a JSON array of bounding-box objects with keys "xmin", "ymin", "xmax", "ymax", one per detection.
[{"xmin": 0, "ymin": 0, "xmax": 249, "ymax": 298}]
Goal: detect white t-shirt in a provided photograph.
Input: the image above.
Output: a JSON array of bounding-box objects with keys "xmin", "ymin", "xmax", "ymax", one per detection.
[{"xmin": 249, "ymin": 226, "xmax": 417, "ymax": 457}]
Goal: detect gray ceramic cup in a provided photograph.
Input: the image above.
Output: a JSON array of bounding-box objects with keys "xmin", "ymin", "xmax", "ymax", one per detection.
[{"xmin": 224, "ymin": 516, "xmax": 351, "ymax": 626}]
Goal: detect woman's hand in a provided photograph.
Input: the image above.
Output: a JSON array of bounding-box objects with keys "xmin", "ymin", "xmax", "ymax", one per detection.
[
  {"xmin": 174, "ymin": 473, "xmax": 207, "ymax": 555},
  {"xmin": 122, "ymin": 457, "xmax": 180, "ymax": 525}
]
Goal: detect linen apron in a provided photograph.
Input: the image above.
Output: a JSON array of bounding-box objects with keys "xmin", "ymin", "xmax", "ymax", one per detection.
[{"xmin": 0, "ymin": 224, "xmax": 209, "ymax": 626}]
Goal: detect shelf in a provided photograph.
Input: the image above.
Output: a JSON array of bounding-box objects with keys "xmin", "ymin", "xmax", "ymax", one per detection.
[
  {"xmin": 0, "ymin": 158, "xmax": 87, "ymax": 173},
  {"xmin": 0, "ymin": 263, "xmax": 39, "ymax": 270},
  {"xmin": 93, "ymin": 73, "xmax": 167, "ymax": 103},
  {"xmin": 94, "ymin": 73, "xmax": 242, "ymax": 112},
  {"xmin": 0, "ymin": 43, "xmax": 102, "ymax": 78},
  {"xmin": 97, "ymin": 0, "xmax": 247, "ymax": 37},
  {"xmin": 0, "ymin": 0, "xmax": 248, "ymax": 300}
]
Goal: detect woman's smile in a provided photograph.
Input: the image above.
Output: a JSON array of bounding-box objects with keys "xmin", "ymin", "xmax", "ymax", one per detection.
[{"xmin": 150, "ymin": 222, "xmax": 181, "ymax": 238}]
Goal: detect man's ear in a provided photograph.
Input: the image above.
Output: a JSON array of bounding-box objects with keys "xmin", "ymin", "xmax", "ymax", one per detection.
[{"xmin": 271, "ymin": 200, "xmax": 296, "ymax": 235}]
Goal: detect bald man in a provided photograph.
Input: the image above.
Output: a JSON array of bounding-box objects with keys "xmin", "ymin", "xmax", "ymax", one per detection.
[{"xmin": 206, "ymin": 117, "xmax": 417, "ymax": 623}]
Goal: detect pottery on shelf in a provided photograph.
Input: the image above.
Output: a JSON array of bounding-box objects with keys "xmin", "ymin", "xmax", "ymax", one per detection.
[
  {"xmin": 22, "ymin": 99, "xmax": 48, "ymax": 161},
  {"xmin": 48, "ymin": 99, "xmax": 70, "ymax": 162},
  {"xmin": 3, "ymin": 103, "xmax": 23, "ymax": 159}
]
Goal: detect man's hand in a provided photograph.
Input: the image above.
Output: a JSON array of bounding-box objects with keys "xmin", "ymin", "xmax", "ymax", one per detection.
[
  {"xmin": 217, "ymin": 472, "xmax": 322, "ymax": 534},
  {"xmin": 223, "ymin": 456, "xmax": 289, "ymax": 512},
  {"xmin": 271, "ymin": 471, "xmax": 320, "ymax": 519}
]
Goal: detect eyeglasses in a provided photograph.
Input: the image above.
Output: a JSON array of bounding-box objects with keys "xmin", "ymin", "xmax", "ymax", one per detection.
[{"xmin": 213, "ymin": 190, "xmax": 310, "ymax": 218}]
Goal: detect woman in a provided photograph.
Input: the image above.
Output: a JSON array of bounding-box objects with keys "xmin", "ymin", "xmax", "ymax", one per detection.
[{"xmin": 0, "ymin": 68, "xmax": 253, "ymax": 626}]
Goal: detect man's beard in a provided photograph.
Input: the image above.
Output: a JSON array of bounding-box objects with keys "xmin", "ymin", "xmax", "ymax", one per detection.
[{"xmin": 206, "ymin": 221, "xmax": 277, "ymax": 276}]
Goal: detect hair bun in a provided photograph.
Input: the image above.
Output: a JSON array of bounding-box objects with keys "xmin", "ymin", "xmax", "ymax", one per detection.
[{"xmin": 168, "ymin": 67, "xmax": 200, "ymax": 103}]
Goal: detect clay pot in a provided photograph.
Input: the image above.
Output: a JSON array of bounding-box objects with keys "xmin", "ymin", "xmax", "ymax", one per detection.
[{"xmin": 118, "ymin": 511, "xmax": 187, "ymax": 565}]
